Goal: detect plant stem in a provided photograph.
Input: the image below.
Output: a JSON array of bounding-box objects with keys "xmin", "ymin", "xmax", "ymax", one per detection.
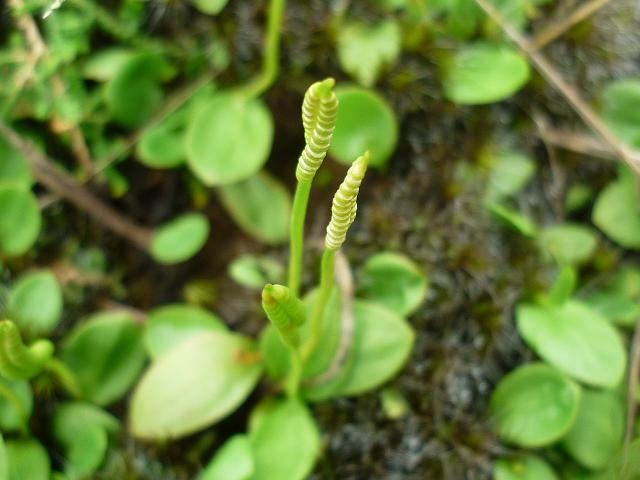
[
  {"xmin": 241, "ymin": 0, "xmax": 286, "ymax": 99},
  {"xmin": 301, "ymin": 248, "xmax": 336, "ymax": 361},
  {"xmin": 288, "ymin": 180, "xmax": 312, "ymax": 296},
  {"xmin": 45, "ymin": 357, "xmax": 83, "ymax": 399},
  {"xmin": 286, "ymin": 347, "xmax": 302, "ymax": 398}
]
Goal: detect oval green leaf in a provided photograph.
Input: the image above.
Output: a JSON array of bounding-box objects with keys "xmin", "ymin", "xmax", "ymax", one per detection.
[
  {"xmin": 8, "ymin": 270, "xmax": 63, "ymax": 336},
  {"xmin": 61, "ymin": 310, "xmax": 146, "ymax": 406},
  {"xmin": 0, "ymin": 137, "xmax": 32, "ymax": 190},
  {"xmin": 330, "ymin": 86, "xmax": 398, "ymax": 168},
  {"xmin": 561, "ymin": 390, "xmax": 624, "ymax": 470},
  {"xmin": 187, "ymin": 92, "xmax": 273, "ymax": 186},
  {"xmin": 600, "ymin": 79, "xmax": 640, "ymax": 147},
  {"xmin": 136, "ymin": 107, "xmax": 189, "ymax": 168},
  {"xmin": 443, "ymin": 42, "xmax": 530, "ymax": 105},
  {"xmin": 516, "ymin": 300, "xmax": 626, "ymax": 388},
  {"xmin": 144, "ymin": 303, "xmax": 226, "ymax": 359},
  {"xmin": 593, "ymin": 176, "xmax": 640, "ymax": 249},
  {"xmin": 0, "ymin": 378, "xmax": 32, "ymax": 433},
  {"xmin": 150, "ymin": 212, "xmax": 210, "ymax": 264},
  {"xmin": 200, "ymin": 434, "xmax": 253, "ymax": 480},
  {"xmin": 191, "ymin": 0, "xmax": 229, "ymax": 15},
  {"xmin": 130, "ymin": 331, "xmax": 262, "ymax": 440},
  {"xmin": 218, "ymin": 172, "xmax": 291, "ymax": 245},
  {"xmin": 357, "ymin": 252, "xmax": 428, "ymax": 315},
  {"xmin": 248, "ymin": 398, "xmax": 320, "ymax": 480},
  {"xmin": 5, "ymin": 438, "xmax": 50, "ymax": 480},
  {"xmin": 490, "ymin": 363, "xmax": 581, "ymax": 447},
  {"xmin": 0, "ymin": 186, "xmax": 41, "ymax": 257},
  {"xmin": 538, "ymin": 223, "xmax": 598, "ymax": 266},
  {"xmin": 494, "ymin": 455, "xmax": 559, "ymax": 480}
]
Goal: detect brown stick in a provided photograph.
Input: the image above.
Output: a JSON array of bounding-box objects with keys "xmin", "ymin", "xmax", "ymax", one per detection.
[
  {"xmin": 530, "ymin": 0, "xmax": 613, "ymax": 51},
  {"xmin": 473, "ymin": 0, "xmax": 640, "ymax": 175},
  {"xmin": 538, "ymin": 127, "xmax": 618, "ymax": 162},
  {"xmin": 9, "ymin": 0, "xmax": 95, "ymax": 176},
  {"xmin": 0, "ymin": 121, "xmax": 153, "ymax": 250}
]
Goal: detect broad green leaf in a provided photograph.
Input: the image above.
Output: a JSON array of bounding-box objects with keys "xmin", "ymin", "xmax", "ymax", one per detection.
[
  {"xmin": 82, "ymin": 48, "xmax": 134, "ymax": 81},
  {"xmin": 5, "ymin": 438, "xmax": 50, "ymax": 480},
  {"xmin": 565, "ymin": 184, "xmax": 593, "ymax": 213},
  {"xmin": 562, "ymin": 390, "xmax": 624, "ymax": 470},
  {"xmin": 218, "ymin": 172, "xmax": 291, "ymax": 245},
  {"xmin": 487, "ymin": 202, "xmax": 537, "ymax": 237},
  {"xmin": 43, "ymin": 9, "xmax": 92, "ymax": 64},
  {"xmin": 187, "ymin": 92, "xmax": 273, "ymax": 186},
  {"xmin": 482, "ymin": 149, "xmax": 535, "ymax": 201},
  {"xmin": 0, "ymin": 186, "xmax": 41, "ymax": 257},
  {"xmin": 150, "ymin": 212, "xmax": 210, "ymax": 264},
  {"xmin": 105, "ymin": 52, "xmax": 173, "ymax": 128},
  {"xmin": 0, "ymin": 137, "xmax": 32, "ymax": 190},
  {"xmin": 0, "ymin": 378, "xmax": 32, "ymax": 432},
  {"xmin": 248, "ymin": 398, "xmax": 319, "ymax": 480},
  {"xmin": 593, "ymin": 177, "xmax": 640, "ymax": 249},
  {"xmin": 228, "ymin": 254, "xmax": 283, "ymax": 289},
  {"xmin": 0, "ymin": 435, "xmax": 7, "ymax": 480},
  {"xmin": 53, "ymin": 402, "xmax": 119, "ymax": 478},
  {"xmin": 442, "ymin": 0, "xmax": 482, "ymax": 39},
  {"xmin": 61, "ymin": 310, "xmax": 146, "ymax": 406},
  {"xmin": 136, "ymin": 106, "xmax": 189, "ymax": 168},
  {"xmin": 490, "ymin": 363, "xmax": 581, "ymax": 447},
  {"xmin": 538, "ymin": 223, "xmax": 598, "ymax": 266},
  {"xmin": 130, "ymin": 331, "xmax": 262, "ymax": 439},
  {"xmin": 443, "ymin": 43, "xmax": 530, "ymax": 105},
  {"xmin": 583, "ymin": 292, "xmax": 640, "ymax": 327},
  {"xmin": 357, "ymin": 252, "xmax": 428, "ymax": 315},
  {"xmin": 336, "ymin": 300, "xmax": 414, "ymax": 396},
  {"xmin": 8, "ymin": 270, "xmax": 62, "ymax": 336},
  {"xmin": 494, "ymin": 455, "xmax": 559, "ymax": 480},
  {"xmin": 600, "ymin": 79, "xmax": 640, "ymax": 147},
  {"xmin": 191, "ymin": 0, "xmax": 229, "ymax": 15},
  {"xmin": 330, "ymin": 87, "xmax": 398, "ymax": 168},
  {"xmin": 516, "ymin": 300, "xmax": 626, "ymax": 388},
  {"xmin": 600, "ymin": 438, "xmax": 640, "ymax": 480},
  {"xmin": 200, "ymin": 435, "xmax": 253, "ymax": 480},
  {"xmin": 337, "ymin": 19, "xmax": 401, "ymax": 87},
  {"xmin": 144, "ymin": 304, "xmax": 226, "ymax": 359}
]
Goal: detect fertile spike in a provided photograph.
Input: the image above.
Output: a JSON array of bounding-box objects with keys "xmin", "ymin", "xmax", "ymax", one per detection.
[
  {"xmin": 325, "ymin": 152, "xmax": 369, "ymax": 251},
  {"xmin": 262, "ymin": 284, "xmax": 306, "ymax": 346},
  {"xmin": 0, "ymin": 320, "xmax": 53, "ymax": 380}
]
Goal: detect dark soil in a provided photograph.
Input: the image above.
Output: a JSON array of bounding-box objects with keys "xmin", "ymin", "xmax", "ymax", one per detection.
[{"xmin": 11, "ymin": 0, "xmax": 640, "ymax": 478}]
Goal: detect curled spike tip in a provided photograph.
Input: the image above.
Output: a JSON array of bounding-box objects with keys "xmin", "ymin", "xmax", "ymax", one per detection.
[
  {"xmin": 297, "ymin": 79, "xmax": 339, "ymax": 182},
  {"xmin": 325, "ymin": 152, "xmax": 369, "ymax": 250},
  {"xmin": 261, "ymin": 284, "xmax": 306, "ymax": 346}
]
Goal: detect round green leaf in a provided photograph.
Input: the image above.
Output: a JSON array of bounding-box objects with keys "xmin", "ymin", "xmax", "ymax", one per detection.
[
  {"xmin": 61, "ymin": 311, "xmax": 146, "ymax": 406},
  {"xmin": 82, "ymin": 48, "xmax": 134, "ymax": 81},
  {"xmin": 0, "ymin": 186, "xmax": 41, "ymax": 257},
  {"xmin": 144, "ymin": 303, "xmax": 226, "ymax": 359},
  {"xmin": 191, "ymin": 0, "xmax": 229, "ymax": 15},
  {"xmin": 443, "ymin": 42, "xmax": 530, "ymax": 105},
  {"xmin": 200, "ymin": 434, "xmax": 254, "ymax": 480},
  {"xmin": 53, "ymin": 402, "xmax": 119, "ymax": 478},
  {"xmin": 561, "ymin": 390, "xmax": 624, "ymax": 470},
  {"xmin": 150, "ymin": 213, "xmax": 210, "ymax": 264},
  {"xmin": 538, "ymin": 223, "xmax": 598, "ymax": 266},
  {"xmin": 5, "ymin": 438, "xmax": 50, "ymax": 480},
  {"xmin": 105, "ymin": 53, "xmax": 173, "ymax": 128},
  {"xmin": 248, "ymin": 398, "xmax": 319, "ymax": 480},
  {"xmin": 357, "ymin": 252, "xmax": 428, "ymax": 315},
  {"xmin": 0, "ymin": 378, "xmax": 32, "ymax": 433},
  {"xmin": 130, "ymin": 331, "xmax": 262, "ymax": 440},
  {"xmin": 187, "ymin": 92, "xmax": 273, "ymax": 186},
  {"xmin": 330, "ymin": 87, "xmax": 398, "ymax": 168},
  {"xmin": 600, "ymin": 79, "xmax": 640, "ymax": 147},
  {"xmin": 490, "ymin": 363, "xmax": 581, "ymax": 447},
  {"xmin": 0, "ymin": 137, "xmax": 32, "ymax": 190},
  {"xmin": 593, "ymin": 178, "xmax": 640, "ymax": 249},
  {"xmin": 336, "ymin": 299, "xmax": 414, "ymax": 396},
  {"xmin": 218, "ymin": 172, "xmax": 291, "ymax": 245},
  {"xmin": 8, "ymin": 270, "xmax": 63, "ymax": 336},
  {"xmin": 516, "ymin": 300, "xmax": 626, "ymax": 388},
  {"xmin": 494, "ymin": 455, "xmax": 559, "ymax": 480},
  {"xmin": 483, "ymin": 149, "xmax": 535, "ymax": 202},
  {"xmin": 136, "ymin": 107, "xmax": 189, "ymax": 168},
  {"xmin": 228, "ymin": 254, "xmax": 283, "ymax": 289}
]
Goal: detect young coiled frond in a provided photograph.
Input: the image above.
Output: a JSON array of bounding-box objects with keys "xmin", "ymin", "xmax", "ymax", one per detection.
[
  {"xmin": 0, "ymin": 320, "xmax": 54, "ymax": 380},
  {"xmin": 325, "ymin": 152, "xmax": 369, "ymax": 251},
  {"xmin": 296, "ymin": 78, "xmax": 339, "ymax": 182},
  {"xmin": 262, "ymin": 284, "xmax": 306, "ymax": 346}
]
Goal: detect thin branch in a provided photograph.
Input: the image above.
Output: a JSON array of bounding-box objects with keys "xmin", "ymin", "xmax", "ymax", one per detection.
[
  {"xmin": 538, "ymin": 127, "xmax": 618, "ymax": 162},
  {"xmin": 473, "ymin": 0, "xmax": 640, "ymax": 175},
  {"xmin": 625, "ymin": 318, "xmax": 640, "ymax": 449},
  {"xmin": 0, "ymin": 121, "xmax": 153, "ymax": 250},
  {"xmin": 8, "ymin": 0, "xmax": 95, "ymax": 176},
  {"xmin": 531, "ymin": 0, "xmax": 613, "ymax": 51}
]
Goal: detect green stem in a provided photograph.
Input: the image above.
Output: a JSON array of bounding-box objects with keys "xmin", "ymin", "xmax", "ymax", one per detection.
[
  {"xmin": 286, "ymin": 347, "xmax": 302, "ymax": 398},
  {"xmin": 301, "ymin": 248, "xmax": 336, "ymax": 361},
  {"xmin": 45, "ymin": 357, "xmax": 83, "ymax": 399},
  {"xmin": 240, "ymin": 0, "xmax": 286, "ymax": 98},
  {"xmin": 288, "ymin": 180, "xmax": 312, "ymax": 297}
]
